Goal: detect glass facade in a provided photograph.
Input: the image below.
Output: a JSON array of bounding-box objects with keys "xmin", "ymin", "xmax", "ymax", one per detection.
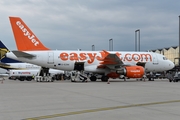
[{"xmin": 150, "ymin": 46, "xmax": 179, "ymax": 65}]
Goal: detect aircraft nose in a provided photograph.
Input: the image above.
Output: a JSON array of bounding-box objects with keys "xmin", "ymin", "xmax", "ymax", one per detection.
[{"xmin": 168, "ymin": 60, "xmax": 175, "ymax": 69}]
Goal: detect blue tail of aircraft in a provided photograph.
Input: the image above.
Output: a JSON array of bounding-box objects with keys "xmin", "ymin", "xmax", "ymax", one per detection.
[{"xmin": 0, "ymin": 40, "xmax": 21, "ymax": 70}]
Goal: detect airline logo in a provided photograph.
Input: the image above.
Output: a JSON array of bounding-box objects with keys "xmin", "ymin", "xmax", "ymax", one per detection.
[
  {"xmin": 16, "ymin": 21, "xmax": 39, "ymax": 46},
  {"xmin": 59, "ymin": 51, "xmax": 152, "ymax": 64},
  {"xmin": 130, "ymin": 70, "xmax": 140, "ymax": 72},
  {"xmin": 18, "ymin": 72, "xmax": 31, "ymax": 74},
  {"xmin": 0, "ymin": 48, "xmax": 9, "ymax": 60}
]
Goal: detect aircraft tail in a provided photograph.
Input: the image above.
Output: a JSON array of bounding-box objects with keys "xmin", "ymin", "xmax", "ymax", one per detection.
[
  {"xmin": 9, "ymin": 17, "xmax": 50, "ymax": 51},
  {"xmin": 0, "ymin": 40, "xmax": 21, "ymax": 64}
]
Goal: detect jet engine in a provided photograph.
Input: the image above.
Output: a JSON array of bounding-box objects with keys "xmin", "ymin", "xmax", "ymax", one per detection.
[{"xmin": 116, "ymin": 66, "xmax": 144, "ymax": 78}]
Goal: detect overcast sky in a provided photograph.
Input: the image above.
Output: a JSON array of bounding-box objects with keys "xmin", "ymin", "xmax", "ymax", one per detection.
[{"xmin": 0, "ymin": 0, "xmax": 180, "ymax": 52}]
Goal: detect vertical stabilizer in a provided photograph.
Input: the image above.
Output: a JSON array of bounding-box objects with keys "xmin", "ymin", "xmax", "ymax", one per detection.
[
  {"xmin": 0, "ymin": 40, "xmax": 21, "ymax": 64},
  {"xmin": 9, "ymin": 17, "xmax": 49, "ymax": 51}
]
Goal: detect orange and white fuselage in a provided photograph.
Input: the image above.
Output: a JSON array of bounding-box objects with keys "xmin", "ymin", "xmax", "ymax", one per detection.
[{"xmin": 6, "ymin": 50, "xmax": 174, "ymax": 79}]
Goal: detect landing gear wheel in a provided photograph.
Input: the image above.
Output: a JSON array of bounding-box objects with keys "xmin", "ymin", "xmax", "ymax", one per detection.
[
  {"xmin": 90, "ymin": 76, "xmax": 97, "ymax": 81},
  {"xmin": 101, "ymin": 76, "xmax": 109, "ymax": 82}
]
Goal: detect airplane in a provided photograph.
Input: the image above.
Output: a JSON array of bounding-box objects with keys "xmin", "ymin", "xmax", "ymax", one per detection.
[
  {"xmin": 0, "ymin": 40, "xmax": 64, "ymax": 81},
  {"xmin": 5, "ymin": 16, "xmax": 175, "ymax": 82}
]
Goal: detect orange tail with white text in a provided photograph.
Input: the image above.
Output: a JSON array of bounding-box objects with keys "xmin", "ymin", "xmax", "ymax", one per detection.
[{"xmin": 9, "ymin": 17, "xmax": 49, "ymax": 51}]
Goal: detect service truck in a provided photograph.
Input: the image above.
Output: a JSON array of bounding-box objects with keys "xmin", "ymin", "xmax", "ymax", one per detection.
[{"xmin": 9, "ymin": 69, "xmax": 38, "ymax": 81}]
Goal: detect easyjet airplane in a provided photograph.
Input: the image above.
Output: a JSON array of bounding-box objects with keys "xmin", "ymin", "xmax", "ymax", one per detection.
[{"xmin": 6, "ymin": 17, "xmax": 175, "ymax": 81}]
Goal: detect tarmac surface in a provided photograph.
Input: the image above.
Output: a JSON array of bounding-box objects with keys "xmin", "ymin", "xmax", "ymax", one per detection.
[{"xmin": 0, "ymin": 78, "xmax": 180, "ymax": 120}]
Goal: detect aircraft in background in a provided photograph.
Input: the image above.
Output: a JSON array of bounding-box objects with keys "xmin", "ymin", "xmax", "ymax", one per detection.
[
  {"xmin": 6, "ymin": 16, "xmax": 175, "ymax": 81},
  {"xmin": 0, "ymin": 40, "xmax": 40, "ymax": 70},
  {"xmin": 0, "ymin": 73, "xmax": 9, "ymax": 78}
]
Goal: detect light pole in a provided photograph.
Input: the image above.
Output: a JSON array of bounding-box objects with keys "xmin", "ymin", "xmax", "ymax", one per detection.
[
  {"xmin": 179, "ymin": 16, "xmax": 180, "ymax": 65},
  {"xmin": 92, "ymin": 45, "xmax": 95, "ymax": 51},
  {"xmin": 135, "ymin": 29, "xmax": 140, "ymax": 51},
  {"xmin": 135, "ymin": 30, "xmax": 137, "ymax": 51},
  {"xmin": 109, "ymin": 38, "xmax": 113, "ymax": 51}
]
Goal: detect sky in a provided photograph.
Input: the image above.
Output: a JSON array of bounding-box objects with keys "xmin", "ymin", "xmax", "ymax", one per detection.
[{"xmin": 0, "ymin": 0, "xmax": 180, "ymax": 52}]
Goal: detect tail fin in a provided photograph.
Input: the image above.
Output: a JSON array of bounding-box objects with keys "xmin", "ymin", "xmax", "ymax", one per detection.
[
  {"xmin": 9, "ymin": 17, "xmax": 50, "ymax": 51},
  {"xmin": 0, "ymin": 40, "xmax": 9, "ymax": 60},
  {"xmin": 0, "ymin": 40, "xmax": 21, "ymax": 64}
]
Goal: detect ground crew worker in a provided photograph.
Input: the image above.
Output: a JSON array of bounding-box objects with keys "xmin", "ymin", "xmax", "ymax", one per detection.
[
  {"xmin": 32, "ymin": 74, "xmax": 35, "ymax": 80},
  {"xmin": 107, "ymin": 78, "xmax": 110, "ymax": 84}
]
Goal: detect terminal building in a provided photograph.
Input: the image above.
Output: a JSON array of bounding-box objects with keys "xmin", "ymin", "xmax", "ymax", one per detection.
[{"xmin": 150, "ymin": 46, "xmax": 180, "ymax": 70}]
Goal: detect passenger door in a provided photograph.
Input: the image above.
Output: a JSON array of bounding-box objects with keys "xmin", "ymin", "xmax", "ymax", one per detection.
[
  {"xmin": 153, "ymin": 53, "xmax": 158, "ymax": 64},
  {"xmin": 48, "ymin": 52, "xmax": 54, "ymax": 64}
]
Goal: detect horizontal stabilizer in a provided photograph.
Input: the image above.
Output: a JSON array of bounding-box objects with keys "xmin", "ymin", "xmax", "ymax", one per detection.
[
  {"xmin": 0, "ymin": 74, "xmax": 9, "ymax": 77},
  {"xmin": 0, "ymin": 62, "xmax": 10, "ymax": 66},
  {"xmin": 12, "ymin": 50, "xmax": 36, "ymax": 59}
]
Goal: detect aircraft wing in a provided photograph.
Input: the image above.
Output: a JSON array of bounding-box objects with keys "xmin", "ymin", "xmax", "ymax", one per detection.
[
  {"xmin": 97, "ymin": 50, "xmax": 146, "ymax": 70},
  {"xmin": 97, "ymin": 50, "xmax": 124, "ymax": 69},
  {"xmin": 12, "ymin": 50, "xmax": 36, "ymax": 59}
]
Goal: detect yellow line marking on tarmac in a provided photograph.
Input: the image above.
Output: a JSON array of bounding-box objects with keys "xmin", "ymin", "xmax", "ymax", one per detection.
[{"xmin": 24, "ymin": 100, "xmax": 180, "ymax": 120}]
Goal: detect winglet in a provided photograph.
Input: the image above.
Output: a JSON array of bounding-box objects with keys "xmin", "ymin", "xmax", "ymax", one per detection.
[{"xmin": 9, "ymin": 17, "xmax": 50, "ymax": 51}]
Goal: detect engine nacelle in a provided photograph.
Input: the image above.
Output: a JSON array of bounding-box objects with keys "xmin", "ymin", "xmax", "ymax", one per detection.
[{"xmin": 116, "ymin": 66, "xmax": 144, "ymax": 78}]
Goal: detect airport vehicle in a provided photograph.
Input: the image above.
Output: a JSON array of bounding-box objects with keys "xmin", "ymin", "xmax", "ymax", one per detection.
[
  {"xmin": 6, "ymin": 17, "xmax": 175, "ymax": 82},
  {"xmin": 167, "ymin": 71, "xmax": 180, "ymax": 82},
  {"xmin": 9, "ymin": 69, "xmax": 38, "ymax": 81},
  {"xmin": 70, "ymin": 71, "xmax": 88, "ymax": 82},
  {"xmin": 173, "ymin": 72, "xmax": 180, "ymax": 82},
  {"xmin": 0, "ymin": 40, "xmax": 64, "ymax": 81},
  {"xmin": 8, "ymin": 68, "xmax": 63, "ymax": 81}
]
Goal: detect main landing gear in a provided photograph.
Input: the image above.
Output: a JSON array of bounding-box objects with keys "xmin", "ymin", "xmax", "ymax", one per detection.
[{"xmin": 89, "ymin": 75, "xmax": 109, "ymax": 82}]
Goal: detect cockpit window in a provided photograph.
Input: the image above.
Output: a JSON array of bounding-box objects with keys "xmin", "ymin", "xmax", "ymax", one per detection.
[{"xmin": 163, "ymin": 57, "xmax": 167, "ymax": 60}]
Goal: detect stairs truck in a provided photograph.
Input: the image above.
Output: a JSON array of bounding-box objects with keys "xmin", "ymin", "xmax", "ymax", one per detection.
[{"xmin": 34, "ymin": 67, "xmax": 64, "ymax": 82}]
